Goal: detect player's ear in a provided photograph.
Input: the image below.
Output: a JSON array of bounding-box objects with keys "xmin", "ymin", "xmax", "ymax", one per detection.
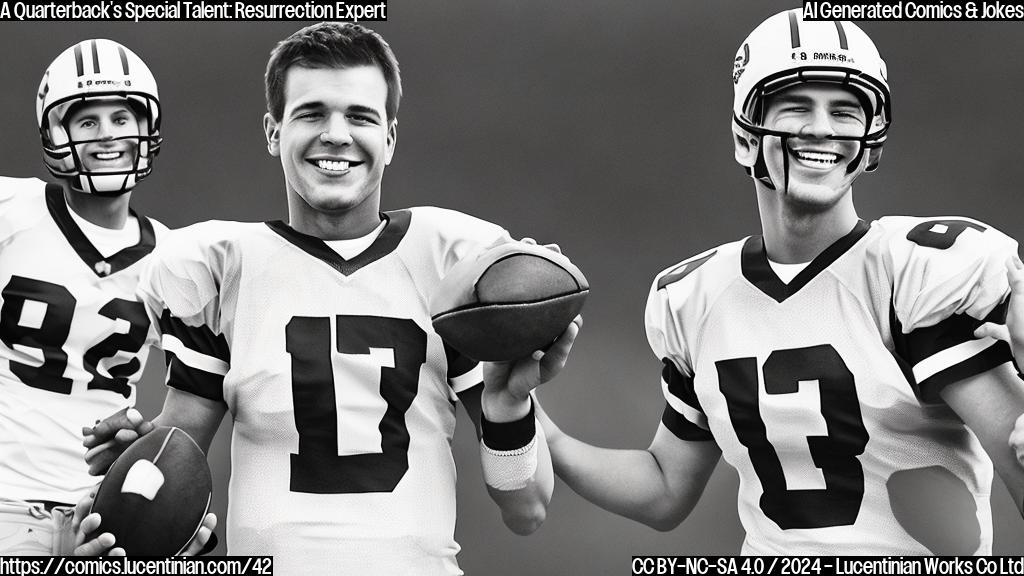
[
  {"xmin": 384, "ymin": 118, "xmax": 398, "ymax": 166},
  {"xmin": 866, "ymin": 146, "xmax": 883, "ymax": 172},
  {"xmin": 733, "ymin": 125, "xmax": 758, "ymax": 168},
  {"xmin": 264, "ymin": 113, "xmax": 281, "ymax": 157}
]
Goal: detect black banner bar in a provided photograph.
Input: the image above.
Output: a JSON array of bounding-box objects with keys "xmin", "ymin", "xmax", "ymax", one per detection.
[
  {"xmin": 802, "ymin": 1, "xmax": 1024, "ymax": 21},
  {"xmin": 0, "ymin": 0, "xmax": 387, "ymax": 22},
  {"xmin": 632, "ymin": 556, "xmax": 1024, "ymax": 576},
  {"xmin": 0, "ymin": 556, "xmax": 273, "ymax": 576}
]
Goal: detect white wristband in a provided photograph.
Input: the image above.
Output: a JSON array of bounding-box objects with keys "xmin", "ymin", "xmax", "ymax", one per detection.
[{"xmin": 480, "ymin": 421, "xmax": 544, "ymax": 491}]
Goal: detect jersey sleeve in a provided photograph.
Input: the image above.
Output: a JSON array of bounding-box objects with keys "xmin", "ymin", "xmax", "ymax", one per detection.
[
  {"xmin": 138, "ymin": 223, "xmax": 231, "ymax": 403},
  {"xmin": 645, "ymin": 272, "xmax": 714, "ymax": 442},
  {"xmin": 445, "ymin": 341, "xmax": 482, "ymax": 394},
  {"xmin": 0, "ymin": 177, "xmax": 47, "ymax": 243},
  {"xmin": 888, "ymin": 217, "xmax": 1018, "ymax": 402}
]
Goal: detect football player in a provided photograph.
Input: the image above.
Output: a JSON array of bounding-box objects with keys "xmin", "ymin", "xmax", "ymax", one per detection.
[
  {"xmin": 537, "ymin": 9, "xmax": 1024, "ymax": 555},
  {"xmin": 80, "ymin": 22, "xmax": 578, "ymax": 573},
  {"xmin": 0, "ymin": 39, "xmax": 216, "ymax": 555}
]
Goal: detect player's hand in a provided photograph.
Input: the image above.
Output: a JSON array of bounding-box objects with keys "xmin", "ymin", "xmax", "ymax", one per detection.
[
  {"xmin": 1010, "ymin": 413, "xmax": 1024, "ymax": 466},
  {"xmin": 72, "ymin": 485, "xmax": 124, "ymax": 556},
  {"xmin": 974, "ymin": 255, "xmax": 1024, "ymax": 360},
  {"xmin": 181, "ymin": 513, "xmax": 218, "ymax": 556},
  {"xmin": 71, "ymin": 485, "xmax": 218, "ymax": 556},
  {"xmin": 481, "ymin": 315, "xmax": 582, "ymax": 421},
  {"xmin": 520, "ymin": 237, "xmax": 561, "ymax": 254},
  {"xmin": 83, "ymin": 408, "xmax": 155, "ymax": 475}
]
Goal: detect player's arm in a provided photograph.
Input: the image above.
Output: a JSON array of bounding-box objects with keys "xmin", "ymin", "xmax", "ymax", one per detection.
[
  {"xmin": 459, "ymin": 317, "xmax": 580, "ymax": 535},
  {"xmin": 940, "ymin": 362, "xmax": 1024, "ymax": 514},
  {"xmin": 975, "ymin": 256, "xmax": 1024, "ymax": 467},
  {"xmin": 554, "ymin": 256, "xmax": 726, "ymax": 529},
  {"xmin": 539, "ymin": 404, "xmax": 720, "ymax": 530},
  {"xmin": 83, "ymin": 364, "xmax": 229, "ymax": 473},
  {"xmin": 460, "ymin": 387, "xmax": 554, "ymax": 535},
  {"xmin": 152, "ymin": 388, "xmax": 228, "ymax": 452}
]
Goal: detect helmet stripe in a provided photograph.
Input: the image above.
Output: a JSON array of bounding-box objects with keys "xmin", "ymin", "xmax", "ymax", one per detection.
[
  {"xmin": 834, "ymin": 21, "xmax": 849, "ymax": 50},
  {"xmin": 788, "ymin": 11, "xmax": 801, "ymax": 48},
  {"xmin": 73, "ymin": 43, "xmax": 84, "ymax": 76},
  {"xmin": 117, "ymin": 45, "xmax": 130, "ymax": 74},
  {"xmin": 90, "ymin": 40, "xmax": 100, "ymax": 74}
]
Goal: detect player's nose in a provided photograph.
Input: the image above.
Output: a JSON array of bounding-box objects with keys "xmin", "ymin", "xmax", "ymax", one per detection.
[
  {"xmin": 319, "ymin": 113, "xmax": 353, "ymax": 146},
  {"xmin": 95, "ymin": 119, "xmax": 118, "ymax": 141},
  {"xmin": 797, "ymin": 108, "xmax": 834, "ymax": 139}
]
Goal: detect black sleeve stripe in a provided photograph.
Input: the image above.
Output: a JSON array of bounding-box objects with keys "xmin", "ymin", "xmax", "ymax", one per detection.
[
  {"xmin": 165, "ymin": 351, "xmax": 226, "ymax": 403},
  {"xmin": 663, "ymin": 359, "xmax": 704, "ymax": 413},
  {"xmin": 159, "ymin": 309, "xmax": 230, "ymax": 362},
  {"xmin": 444, "ymin": 341, "xmax": 477, "ymax": 379},
  {"xmin": 662, "ymin": 405, "xmax": 714, "ymax": 442},
  {"xmin": 984, "ymin": 296, "xmax": 1010, "ymax": 324},
  {"xmin": 892, "ymin": 297, "xmax": 1011, "ymax": 401},
  {"xmin": 917, "ymin": 340, "xmax": 1013, "ymax": 403},
  {"xmin": 894, "ymin": 311, "xmax": 989, "ymax": 367}
]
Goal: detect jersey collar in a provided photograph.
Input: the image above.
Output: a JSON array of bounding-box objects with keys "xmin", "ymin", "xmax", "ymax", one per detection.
[
  {"xmin": 741, "ymin": 219, "xmax": 870, "ymax": 303},
  {"xmin": 265, "ymin": 209, "xmax": 411, "ymax": 277},
  {"xmin": 45, "ymin": 184, "xmax": 157, "ymax": 278}
]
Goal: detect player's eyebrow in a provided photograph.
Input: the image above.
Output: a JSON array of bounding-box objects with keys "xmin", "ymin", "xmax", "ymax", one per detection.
[
  {"xmin": 288, "ymin": 101, "xmax": 325, "ymax": 117},
  {"xmin": 771, "ymin": 93, "xmax": 814, "ymax": 107},
  {"xmin": 288, "ymin": 101, "xmax": 384, "ymax": 121},
  {"xmin": 772, "ymin": 93, "xmax": 863, "ymax": 111},
  {"xmin": 346, "ymin": 104, "xmax": 383, "ymax": 120}
]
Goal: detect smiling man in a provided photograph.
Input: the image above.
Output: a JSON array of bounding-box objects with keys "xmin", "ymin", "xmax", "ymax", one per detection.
[
  {"xmin": 0, "ymin": 39, "xmax": 181, "ymax": 555},
  {"xmin": 539, "ymin": 9, "xmax": 1024, "ymax": 555},
  {"xmin": 79, "ymin": 22, "xmax": 579, "ymax": 574}
]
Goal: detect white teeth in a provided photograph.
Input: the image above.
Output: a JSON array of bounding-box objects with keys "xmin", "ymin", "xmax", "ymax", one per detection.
[
  {"xmin": 316, "ymin": 159, "xmax": 350, "ymax": 172},
  {"xmin": 95, "ymin": 152, "xmax": 122, "ymax": 160},
  {"xmin": 793, "ymin": 150, "xmax": 840, "ymax": 165}
]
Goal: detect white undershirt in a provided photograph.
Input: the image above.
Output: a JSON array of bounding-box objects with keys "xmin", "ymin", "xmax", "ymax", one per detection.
[
  {"xmin": 323, "ymin": 220, "xmax": 387, "ymax": 260},
  {"xmin": 768, "ymin": 260, "xmax": 810, "ymax": 284},
  {"xmin": 65, "ymin": 203, "xmax": 141, "ymax": 258}
]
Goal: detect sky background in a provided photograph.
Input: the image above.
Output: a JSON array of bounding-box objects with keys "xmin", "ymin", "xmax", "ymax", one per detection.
[{"xmin": 3, "ymin": 1, "xmax": 1024, "ymax": 571}]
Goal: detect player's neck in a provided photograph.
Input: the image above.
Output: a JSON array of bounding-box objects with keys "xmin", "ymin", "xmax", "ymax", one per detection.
[
  {"xmin": 756, "ymin": 188, "xmax": 859, "ymax": 264},
  {"xmin": 61, "ymin": 185, "xmax": 133, "ymax": 230},
  {"xmin": 287, "ymin": 194, "xmax": 384, "ymax": 241}
]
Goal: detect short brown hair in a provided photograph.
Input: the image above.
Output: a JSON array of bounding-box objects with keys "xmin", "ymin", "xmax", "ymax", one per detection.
[{"xmin": 265, "ymin": 22, "xmax": 402, "ymax": 122}]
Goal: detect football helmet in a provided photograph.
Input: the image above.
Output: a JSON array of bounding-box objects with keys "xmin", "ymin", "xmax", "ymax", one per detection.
[
  {"xmin": 732, "ymin": 9, "xmax": 891, "ymax": 190},
  {"xmin": 36, "ymin": 39, "xmax": 161, "ymax": 196}
]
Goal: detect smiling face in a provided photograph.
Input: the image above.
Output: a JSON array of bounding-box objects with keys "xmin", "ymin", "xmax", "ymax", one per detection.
[
  {"xmin": 760, "ymin": 82, "xmax": 870, "ymax": 211},
  {"xmin": 264, "ymin": 64, "xmax": 397, "ymax": 238},
  {"xmin": 66, "ymin": 100, "xmax": 141, "ymax": 174}
]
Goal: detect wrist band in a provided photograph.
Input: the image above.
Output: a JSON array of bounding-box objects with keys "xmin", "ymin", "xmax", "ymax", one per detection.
[
  {"xmin": 481, "ymin": 422, "xmax": 544, "ymax": 491},
  {"xmin": 481, "ymin": 397, "xmax": 536, "ymax": 451}
]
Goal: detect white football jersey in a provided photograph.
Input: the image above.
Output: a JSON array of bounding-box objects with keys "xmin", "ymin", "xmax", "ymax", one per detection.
[
  {"xmin": 138, "ymin": 207, "xmax": 509, "ymax": 576},
  {"xmin": 0, "ymin": 177, "xmax": 163, "ymax": 503},
  {"xmin": 647, "ymin": 217, "xmax": 1018, "ymax": 555}
]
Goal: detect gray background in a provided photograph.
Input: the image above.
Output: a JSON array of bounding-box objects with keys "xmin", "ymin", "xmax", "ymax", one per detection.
[{"xmin": 3, "ymin": 0, "xmax": 1024, "ymax": 571}]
